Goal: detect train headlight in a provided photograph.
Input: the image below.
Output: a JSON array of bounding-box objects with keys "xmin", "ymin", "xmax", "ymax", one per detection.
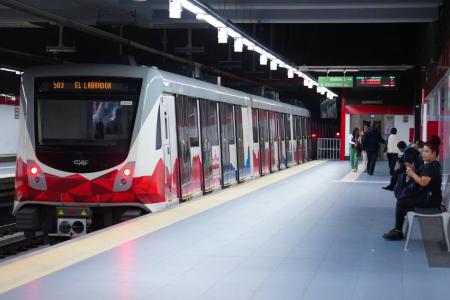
[
  {"xmin": 123, "ymin": 168, "xmax": 131, "ymax": 176},
  {"xmin": 30, "ymin": 166, "xmax": 38, "ymax": 175},
  {"xmin": 26, "ymin": 160, "xmax": 47, "ymax": 190},
  {"xmin": 113, "ymin": 162, "xmax": 135, "ymax": 192}
]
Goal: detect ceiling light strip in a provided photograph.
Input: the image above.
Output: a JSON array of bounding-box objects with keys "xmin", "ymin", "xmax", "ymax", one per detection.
[{"xmin": 168, "ymin": 0, "xmax": 338, "ymax": 98}]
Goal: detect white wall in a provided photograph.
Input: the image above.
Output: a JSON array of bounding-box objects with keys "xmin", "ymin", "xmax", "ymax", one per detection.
[
  {"xmin": 394, "ymin": 115, "xmax": 415, "ymax": 144},
  {"xmin": 344, "ymin": 113, "xmax": 350, "ymax": 156},
  {"xmin": 0, "ymin": 105, "xmax": 19, "ymax": 155}
]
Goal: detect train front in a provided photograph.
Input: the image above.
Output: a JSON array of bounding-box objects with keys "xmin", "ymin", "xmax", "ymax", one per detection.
[{"xmin": 14, "ymin": 65, "xmax": 162, "ymax": 239}]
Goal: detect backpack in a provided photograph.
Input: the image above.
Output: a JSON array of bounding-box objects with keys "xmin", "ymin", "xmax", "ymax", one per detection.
[{"xmin": 394, "ymin": 172, "xmax": 426, "ymax": 200}]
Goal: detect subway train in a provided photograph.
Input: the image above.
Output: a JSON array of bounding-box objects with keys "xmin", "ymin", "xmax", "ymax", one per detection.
[{"xmin": 14, "ymin": 64, "xmax": 312, "ymax": 239}]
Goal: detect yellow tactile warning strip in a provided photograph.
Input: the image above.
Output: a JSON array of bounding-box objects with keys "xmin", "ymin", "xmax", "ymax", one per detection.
[{"xmin": 0, "ymin": 160, "xmax": 325, "ymax": 294}]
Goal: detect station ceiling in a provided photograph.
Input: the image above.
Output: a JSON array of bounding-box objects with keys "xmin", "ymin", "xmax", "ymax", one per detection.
[
  {"xmin": 0, "ymin": 0, "xmax": 443, "ymax": 26},
  {"xmin": 0, "ymin": 0, "xmax": 445, "ymax": 113}
]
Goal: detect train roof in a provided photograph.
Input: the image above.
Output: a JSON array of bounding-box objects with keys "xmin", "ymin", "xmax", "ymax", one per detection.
[
  {"xmin": 23, "ymin": 64, "xmax": 310, "ymax": 117},
  {"xmin": 158, "ymin": 68, "xmax": 310, "ymax": 117}
]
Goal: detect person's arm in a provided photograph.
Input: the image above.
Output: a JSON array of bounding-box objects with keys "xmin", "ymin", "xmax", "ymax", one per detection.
[{"xmin": 405, "ymin": 165, "xmax": 431, "ymax": 187}]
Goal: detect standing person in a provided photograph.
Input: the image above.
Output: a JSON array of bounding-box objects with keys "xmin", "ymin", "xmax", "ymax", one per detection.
[
  {"xmin": 349, "ymin": 128, "xmax": 360, "ymax": 172},
  {"xmin": 361, "ymin": 125, "xmax": 385, "ymax": 175},
  {"xmin": 383, "ymin": 136, "xmax": 442, "ymax": 240},
  {"xmin": 386, "ymin": 128, "xmax": 401, "ymax": 176},
  {"xmin": 360, "ymin": 124, "xmax": 369, "ymax": 172}
]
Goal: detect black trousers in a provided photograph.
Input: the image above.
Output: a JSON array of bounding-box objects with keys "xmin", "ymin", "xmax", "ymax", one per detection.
[
  {"xmin": 366, "ymin": 150, "xmax": 378, "ymax": 175},
  {"xmin": 387, "ymin": 164, "xmax": 406, "ymax": 189},
  {"xmin": 395, "ymin": 196, "xmax": 440, "ymax": 230},
  {"xmin": 386, "ymin": 153, "xmax": 398, "ymax": 176}
]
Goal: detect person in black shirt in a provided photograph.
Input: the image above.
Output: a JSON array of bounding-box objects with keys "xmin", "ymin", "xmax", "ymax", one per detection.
[
  {"xmin": 382, "ymin": 140, "xmax": 423, "ymax": 191},
  {"xmin": 361, "ymin": 126, "xmax": 385, "ymax": 175},
  {"xmin": 383, "ymin": 136, "xmax": 442, "ymax": 240}
]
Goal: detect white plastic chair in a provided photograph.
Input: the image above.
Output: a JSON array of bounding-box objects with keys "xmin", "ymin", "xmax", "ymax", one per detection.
[{"xmin": 404, "ymin": 208, "xmax": 450, "ymax": 252}]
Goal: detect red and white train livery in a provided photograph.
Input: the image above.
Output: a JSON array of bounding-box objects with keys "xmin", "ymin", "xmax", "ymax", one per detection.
[{"xmin": 14, "ymin": 64, "xmax": 311, "ymax": 238}]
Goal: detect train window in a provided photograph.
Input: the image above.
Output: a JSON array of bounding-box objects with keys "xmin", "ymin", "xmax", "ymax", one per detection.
[
  {"xmin": 292, "ymin": 116, "xmax": 297, "ymax": 139},
  {"xmin": 155, "ymin": 106, "xmax": 162, "ymax": 150},
  {"xmin": 187, "ymin": 97, "xmax": 199, "ymax": 147},
  {"xmin": 209, "ymin": 102, "xmax": 219, "ymax": 146},
  {"xmin": 220, "ymin": 103, "xmax": 235, "ymax": 145},
  {"xmin": 280, "ymin": 114, "xmax": 285, "ymax": 141},
  {"xmin": 286, "ymin": 114, "xmax": 292, "ymax": 140},
  {"xmin": 252, "ymin": 109, "xmax": 258, "ymax": 143}
]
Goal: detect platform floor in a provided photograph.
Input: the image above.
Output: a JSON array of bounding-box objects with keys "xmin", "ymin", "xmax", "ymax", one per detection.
[{"xmin": 1, "ymin": 160, "xmax": 450, "ymax": 300}]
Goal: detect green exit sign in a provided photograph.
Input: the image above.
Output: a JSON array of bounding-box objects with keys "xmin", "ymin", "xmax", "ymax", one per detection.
[{"xmin": 318, "ymin": 76, "xmax": 353, "ymax": 88}]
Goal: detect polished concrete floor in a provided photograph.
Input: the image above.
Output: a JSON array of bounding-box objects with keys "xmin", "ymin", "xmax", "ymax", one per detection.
[{"xmin": 1, "ymin": 160, "xmax": 449, "ymax": 300}]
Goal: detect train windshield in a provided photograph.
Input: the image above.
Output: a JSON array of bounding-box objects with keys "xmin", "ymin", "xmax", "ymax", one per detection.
[
  {"xmin": 34, "ymin": 77, "xmax": 141, "ymax": 173},
  {"xmin": 37, "ymin": 99, "xmax": 135, "ymax": 147}
]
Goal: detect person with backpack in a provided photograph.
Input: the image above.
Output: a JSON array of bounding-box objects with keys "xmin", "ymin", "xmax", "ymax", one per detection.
[
  {"xmin": 383, "ymin": 136, "xmax": 442, "ymax": 240},
  {"xmin": 382, "ymin": 140, "xmax": 424, "ymax": 191}
]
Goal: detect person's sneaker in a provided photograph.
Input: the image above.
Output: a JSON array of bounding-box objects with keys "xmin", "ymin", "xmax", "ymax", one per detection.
[
  {"xmin": 383, "ymin": 229, "xmax": 404, "ymax": 240},
  {"xmin": 382, "ymin": 186, "xmax": 393, "ymax": 191}
]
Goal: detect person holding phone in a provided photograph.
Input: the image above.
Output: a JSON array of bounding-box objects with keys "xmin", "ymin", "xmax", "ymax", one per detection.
[{"xmin": 383, "ymin": 136, "xmax": 442, "ymax": 240}]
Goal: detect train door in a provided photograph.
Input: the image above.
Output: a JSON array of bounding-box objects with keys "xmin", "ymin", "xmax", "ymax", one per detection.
[
  {"xmin": 293, "ymin": 116, "xmax": 298, "ymax": 164},
  {"xmin": 160, "ymin": 94, "xmax": 178, "ymax": 202},
  {"xmin": 258, "ymin": 110, "xmax": 270, "ymax": 175},
  {"xmin": 279, "ymin": 113, "xmax": 286, "ymax": 169},
  {"xmin": 286, "ymin": 114, "xmax": 293, "ymax": 166},
  {"xmin": 251, "ymin": 109, "xmax": 260, "ymax": 177},
  {"xmin": 298, "ymin": 116, "xmax": 304, "ymax": 163},
  {"xmin": 175, "ymin": 95, "xmax": 202, "ymax": 200},
  {"xmin": 235, "ymin": 106, "xmax": 246, "ymax": 182},
  {"xmin": 199, "ymin": 100, "xmax": 221, "ymax": 192},
  {"xmin": 269, "ymin": 111, "xmax": 279, "ymax": 172},
  {"xmin": 295, "ymin": 116, "xmax": 301, "ymax": 164},
  {"xmin": 220, "ymin": 102, "xmax": 237, "ymax": 186},
  {"xmin": 307, "ymin": 117, "xmax": 312, "ymax": 161}
]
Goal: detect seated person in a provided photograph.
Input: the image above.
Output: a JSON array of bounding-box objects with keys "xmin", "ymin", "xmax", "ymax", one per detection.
[
  {"xmin": 382, "ymin": 140, "xmax": 423, "ymax": 191},
  {"xmin": 383, "ymin": 136, "xmax": 442, "ymax": 240}
]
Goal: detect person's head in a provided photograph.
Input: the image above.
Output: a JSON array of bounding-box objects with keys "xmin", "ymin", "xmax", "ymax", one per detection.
[
  {"xmin": 423, "ymin": 136, "xmax": 441, "ymax": 162},
  {"xmin": 414, "ymin": 140, "xmax": 425, "ymax": 149},
  {"xmin": 363, "ymin": 124, "xmax": 369, "ymax": 132},
  {"xmin": 352, "ymin": 127, "xmax": 359, "ymax": 137},
  {"xmin": 390, "ymin": 128, "xmax": 397, "ymax": 135},
  {"xmin": 397, "ymin": 141, "xmax": 407, "ymax": 152}
]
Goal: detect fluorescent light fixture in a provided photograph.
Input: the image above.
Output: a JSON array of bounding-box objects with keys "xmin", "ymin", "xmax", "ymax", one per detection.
[
  {"xmin": 167, "ymin": 0, "xmax": 338, "ymax": 98},
  {"xmin": 0, "ymin": 67, "xmax": 23, "ymax": 75},
  {"xmin": 227, "ymin": 29, "xmax": 241, "ymax": 39},
  {"xmin": 287, "ymin": 69, "xmax": 294, "ymax": 78},
  {"xmin": 234, "ymin": 38, "xmax": 243, "ymax": 52},
  {"xmin": 270, "ymin": 60, "xmax": 277, "ymax": 71},
  {"xmin": 217, "ymin": 27, "xmax": 228, "ymax": 43},
  {"xmin": 259, "ymin": 54, "xmax": 268, "ymax": 65},
  {"xmin": 169, "ymin": 0, "xmax": 182, "ymax": 18},
  {"xmin": 203, "ymin": 14, "xmax": 225, "ymax": 28}
]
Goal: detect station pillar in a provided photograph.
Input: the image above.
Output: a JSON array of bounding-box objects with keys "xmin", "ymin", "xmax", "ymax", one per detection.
[{"xmin": 339, "ymin": 89, "xmax": 346, "ymax": 160}]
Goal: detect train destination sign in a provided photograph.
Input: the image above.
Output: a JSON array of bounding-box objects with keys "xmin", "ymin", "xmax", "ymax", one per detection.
[
  {"xmin": 52, "ymin": 81, "xmax": 113, "ymax": 90},
  {"xmin": 354, "ymin": 76, "xmax": 397, "ymax": 89},
  {"xmin": 318, "ymin": 76, "xmax": 353, "ymax": 88},
  {"xmin": 37, "ymin": 78, "xmax": 142, "ymax": 93}
]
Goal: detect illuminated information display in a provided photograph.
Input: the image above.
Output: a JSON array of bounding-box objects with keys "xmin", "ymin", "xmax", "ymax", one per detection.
[
  {"xmin": 355, "ymin": 76, "xmax": 397, "ymax": 89},
  {"xmin": 37, "ymin": 78, "xmax": 141, "ymax": 94}
]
